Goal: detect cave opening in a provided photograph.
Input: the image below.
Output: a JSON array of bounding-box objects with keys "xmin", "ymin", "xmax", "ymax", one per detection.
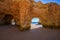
[
  {"xmin": 31, "ymin": 18, "xmax": 43, "ymax": 29},
  {"xmin": 0, "ymin": 14, "xmax": 13, "ymax": 25}
]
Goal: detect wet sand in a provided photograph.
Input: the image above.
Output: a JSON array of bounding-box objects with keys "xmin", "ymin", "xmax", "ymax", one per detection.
[{"xmin": 0, "ymin": 25, "xmax": 60, "ymax": 40}]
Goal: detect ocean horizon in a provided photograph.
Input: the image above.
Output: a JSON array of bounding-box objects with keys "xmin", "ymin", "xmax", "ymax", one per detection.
[{"xmin": 31, "ymin": 22, "xmax": 38, "ymax": 24}]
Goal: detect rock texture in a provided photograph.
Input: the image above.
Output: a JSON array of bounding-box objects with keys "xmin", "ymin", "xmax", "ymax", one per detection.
[{"xmin": 0, "ymin": 0, "xmax": 60, "ymax": 31}]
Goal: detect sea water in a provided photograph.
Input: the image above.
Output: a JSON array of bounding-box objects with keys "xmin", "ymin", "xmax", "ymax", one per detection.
[{"xmin": 31, "ymin": 22, "xmax": 38, "ymax": 24}]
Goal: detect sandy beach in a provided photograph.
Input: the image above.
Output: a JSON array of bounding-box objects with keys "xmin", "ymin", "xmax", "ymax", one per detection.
[
  {"xmin": 0, "ymin": 25, "xmax": 60, "ymax": 40},
  {"xmin": 31, "ymin": 24, "xmax": 43, "ymax": 29}
]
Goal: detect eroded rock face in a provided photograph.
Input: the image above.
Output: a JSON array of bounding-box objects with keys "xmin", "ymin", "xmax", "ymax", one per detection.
[
  {"xmin": 32, "ymin": 2, "xmax": 60, "ymax": 28},
  {"xmin": 0, "ymin": 0, "xmax": 60, "ymax": 31}
]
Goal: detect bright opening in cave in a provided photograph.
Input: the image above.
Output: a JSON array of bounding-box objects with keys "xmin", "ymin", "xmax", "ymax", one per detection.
[{"xmin": 31, "ymin": 18, "xmax": 43, "ymax": 29}]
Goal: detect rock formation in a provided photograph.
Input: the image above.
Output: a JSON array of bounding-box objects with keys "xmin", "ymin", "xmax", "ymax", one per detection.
[{"xmin": 0, "ymin": 0, "xmax": 60, "ymax": 31}]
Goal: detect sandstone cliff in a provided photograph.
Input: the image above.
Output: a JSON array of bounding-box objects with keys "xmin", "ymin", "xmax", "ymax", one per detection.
[
  {"xmin": 0, "ymin": 0, "xmax": 60, "ymax": 31},
  {"xmin": 32, "ymin": 1, "xmax": 60, "ymax": 28}
]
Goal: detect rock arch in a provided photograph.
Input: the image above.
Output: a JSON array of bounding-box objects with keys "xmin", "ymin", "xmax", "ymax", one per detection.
[{"xmin": 0, "ymin": 0, "xmax": 60, "ymax": 31}]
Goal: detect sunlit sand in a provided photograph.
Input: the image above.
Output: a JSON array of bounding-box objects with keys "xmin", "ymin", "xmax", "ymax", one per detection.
[{"xmin": 31, "ymin": 24, "xmax": 43, "ymax": 29}]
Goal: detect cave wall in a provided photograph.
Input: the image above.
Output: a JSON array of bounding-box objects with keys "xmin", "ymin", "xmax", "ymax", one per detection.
[
  {"xmin": 0, "ymin": 0, "xmax": 60, "ymax": 31},
  {"xmin": 32, "ymin": 2, "xmax": 60, "ymax": 28}
]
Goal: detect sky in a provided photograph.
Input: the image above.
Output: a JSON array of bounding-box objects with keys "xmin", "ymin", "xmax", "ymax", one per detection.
[
  {"xmin": 34, "ymin": 0, "xmax": 60, "ymax": 4},
  {"xmin": 32, "ymin": 18, "xmax": 39, "ymax": 22}
]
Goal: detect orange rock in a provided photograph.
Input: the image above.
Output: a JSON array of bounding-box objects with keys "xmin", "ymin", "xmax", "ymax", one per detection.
[{"xmin": 0, "ymin": 0, "xmax": 60, "ymax": 30}]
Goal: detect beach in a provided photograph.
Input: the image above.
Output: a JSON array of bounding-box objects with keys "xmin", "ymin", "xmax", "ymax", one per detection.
[
  {"xmin": 0, "ymin": 25, "xmax": 60, "ymax": 40},
  {"xmin": 31, "ymin": 24, "xmax": 43, "ymax": 29}
]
